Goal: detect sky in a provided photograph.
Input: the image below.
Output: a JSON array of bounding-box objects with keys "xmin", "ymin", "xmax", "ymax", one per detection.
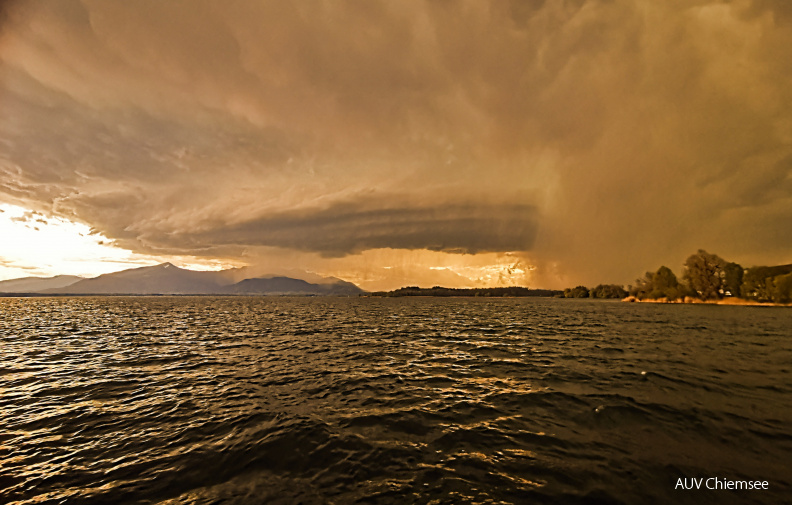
[{"xmin": 1, "ymin": 0, "xmax": 791, "ymax": 290}]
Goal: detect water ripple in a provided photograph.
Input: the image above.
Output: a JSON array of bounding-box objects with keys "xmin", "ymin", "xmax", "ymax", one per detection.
[{"xmin": 1, "ymin": 297, "xmax": 790, "ymax": 504}]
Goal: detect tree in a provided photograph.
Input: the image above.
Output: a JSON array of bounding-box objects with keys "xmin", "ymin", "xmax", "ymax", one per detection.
[
  {"xmin": 564, "ymin": 285, "xmax": 590, "ymax": 298},
  {"xmin": 591, "ymin": 284, "xmax": 628, "ymax": 299},
  {"xmin": 771, "ymin": 273, "xmax": 792, "ymax": 304},
  {"xmin": 651, "ymin": 266, "xmax": 679, "ymax": 299},
  {"xmin": 723, "ymin": 262, "xmax": 743, "ymax": 297},
  {"xmin": 629, "ymin": 272, "xmax": 655, "ymax": 298},
  {"xmin": 628, "ymin": 266, "xmax": 685, "ymax": 300},
  {"xmin": 741, "ymin": 264, "xmax": 792, "ymax": 302},
  {"xmin": 742, "ymin": 266, "xmax": 776, "ymax": 302},
  {"xmin": 683, "ymin": 250, "xmax": 727, "ymax": 300}
]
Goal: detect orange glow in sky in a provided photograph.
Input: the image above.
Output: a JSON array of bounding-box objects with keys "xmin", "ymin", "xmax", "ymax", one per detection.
[{"xmin": 0, "ymin": 204, "xmax": 238, "ymax": 281}]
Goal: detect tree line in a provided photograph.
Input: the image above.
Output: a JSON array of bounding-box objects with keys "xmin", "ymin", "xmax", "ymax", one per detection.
[
  {"xmin": 561, "ymin": 284, "xmax": 628, "ymax": 299},
  {"xmin": 562, "ymin": 250, "xmax": 792, "ymax": 303},
  {"xmin": 368, "ymin": 286, "xmax": 562, "ymax": 297}
]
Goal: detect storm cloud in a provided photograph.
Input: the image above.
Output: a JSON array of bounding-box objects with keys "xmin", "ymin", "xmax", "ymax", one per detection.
[
  {"xmin": 186, "ymin": 199, "xmax": 539, "ymax": 256},
  {"xmin": 1, "ymin": 0, "xmax": 791, "ymax": 287}
]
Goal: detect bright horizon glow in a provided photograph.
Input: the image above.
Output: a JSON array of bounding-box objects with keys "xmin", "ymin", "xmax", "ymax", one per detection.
[
  {"xmin": 316, "ymin": 249, "xmax": 545, "ymax": 291},
  {"xmin": 0, "ymin": 202, "xmax": 548, "ymax": 289},
  {"xmin": 0, "ymin": 203, "xmax": 240, "ymax": 281}
]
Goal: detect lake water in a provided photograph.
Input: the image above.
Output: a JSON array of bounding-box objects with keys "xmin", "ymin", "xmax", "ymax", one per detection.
[{"xmin": 1, "ymin": 297, "xmax": 790, "ymax": 504}]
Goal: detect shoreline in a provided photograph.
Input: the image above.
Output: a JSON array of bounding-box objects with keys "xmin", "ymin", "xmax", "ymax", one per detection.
[{"xmin": 622, "ymin": 296, "xmax": 791, "ymax": 307}]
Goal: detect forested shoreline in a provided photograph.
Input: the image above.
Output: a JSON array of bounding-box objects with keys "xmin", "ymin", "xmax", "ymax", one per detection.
[
  {"xmin": 368, "ymin": 250, "xmax": 791, "ymax": 304},
  {"xmin": 563, "ymin": 250, "xmax": 792, "ymax": 304},
  {"xmin": 367, "ymin": 286, "xmax": 562, "ymax": 298}
]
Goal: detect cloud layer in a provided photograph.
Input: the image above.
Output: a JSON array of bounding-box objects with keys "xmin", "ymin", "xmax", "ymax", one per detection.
[{"xmin": 1, "ymin": 0, "xmax": 791, "ymax": 286}]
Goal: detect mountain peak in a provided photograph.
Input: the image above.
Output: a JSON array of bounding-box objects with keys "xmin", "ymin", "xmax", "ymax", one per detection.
[{"xmin": 30, "ymin": 263, "xmax": 364, "ymax": 295}]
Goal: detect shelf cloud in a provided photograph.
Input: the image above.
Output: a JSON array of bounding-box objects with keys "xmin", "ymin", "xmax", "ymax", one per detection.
[{"xmin": 185, "ymin": 198, "xmax": 539, "ymax": 257}]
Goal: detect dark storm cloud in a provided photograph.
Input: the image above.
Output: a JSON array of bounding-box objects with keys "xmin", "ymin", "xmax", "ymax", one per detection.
[
  {"xmin": 184, "ymin": 199, "xmax": 538, "ymax": 257},
  {"xmin": 1, "ymin": 0, "xmax": 791, "ymax": 283}
]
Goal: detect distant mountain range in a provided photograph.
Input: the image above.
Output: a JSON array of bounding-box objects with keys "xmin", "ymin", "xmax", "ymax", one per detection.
[
  {"xmin": 0, "ymin": 263, "xmax": 364, "ymax": 296},
  {"xmin": 0, "ymin": 275, "xmax": 85, "ymax": 293}
]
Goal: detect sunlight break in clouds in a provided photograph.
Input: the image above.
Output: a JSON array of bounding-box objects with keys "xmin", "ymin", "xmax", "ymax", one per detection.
[
  {"xmin": 0, "ymin": 204, "xmax": 238, "ymax": 280},
  {"xmin": 312, "ymin": 249, "xmax": 544, "ymax": 292}
]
